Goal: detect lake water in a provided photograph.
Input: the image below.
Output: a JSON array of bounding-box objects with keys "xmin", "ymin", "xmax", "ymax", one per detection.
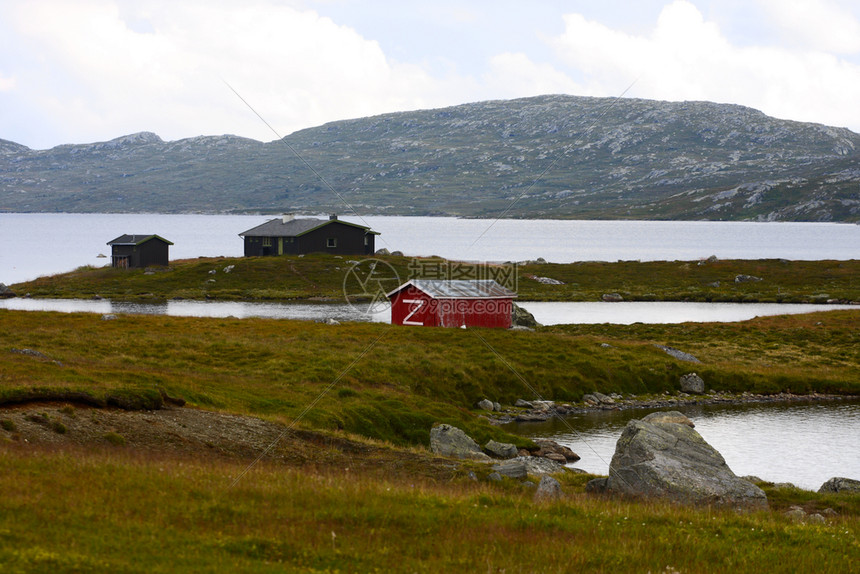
[
  {"xmin": 0, "ymin": 297, "xmax": 855, "ymax": 325},
  {"xmin": 504, "ymin": 400, "xmax": 860, "ymax": 491},
  {"xmin": 1, "ymin": 213, "xmax": 858, "ymax": 284}
]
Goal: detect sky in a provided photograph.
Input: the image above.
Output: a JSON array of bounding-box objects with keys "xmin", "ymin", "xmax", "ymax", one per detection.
[{"xmin": 2, "ymin": 0, "xmax": 860, "ymax": 150}]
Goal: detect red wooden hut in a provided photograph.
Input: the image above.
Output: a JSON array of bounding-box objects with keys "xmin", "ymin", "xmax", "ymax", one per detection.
[{"xmin": 386, "ymin": 280, "xmax": 516, "ymax": 329}]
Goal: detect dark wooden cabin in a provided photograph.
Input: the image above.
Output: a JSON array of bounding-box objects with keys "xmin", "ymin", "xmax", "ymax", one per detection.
[
  {"xmin": 107, "ymin": 234, "xmax": 173, "ymax": 269},
  {"xmin": 386, "ymin": 280, "xmax": 516, "ymax": 329},
  {"xmin": 238, "ymin": 215, "xmax": 379, "ymax": 256}
]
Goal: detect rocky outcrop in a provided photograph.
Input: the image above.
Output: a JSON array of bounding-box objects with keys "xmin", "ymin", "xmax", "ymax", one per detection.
[
  {"xmin": 533, "ymin": 439, "xmax": 580, "ymax": 463},
  {"xmin": 818, "ymin": 477, "xmax": 860, "ymax": 494},
  {"xmin": 589, "ymin": 411, "xmax": 768, "ymax": 509},
  {"xmin": 0, "ymin": 283, "xmax": 15, "ymax": 298},
  {"xmin": 735, "ymin": 274, "xmax": 763, "ymax": 283},
  {"xmin": 429, "ymin": 424, "xmax": 490, "ymax": 461},
  {"xmin": 679, "ymin": 373, "xmax": 705, "ymax": 395},
  {"xmin": 493, "ymin": 456, "xmax": 566, "ymax": 478},
  {"xmin": 485, "ymin": 439, "xmax": 518, "ymax": 459},
  {"xmin": 601, "ymin": 293, "xmax": 623, "ymax": 302},
  {"xmin": 655, "ymin": 345, "xmax": 702, "ymax": 364},
  {"xmin": 511, "ymin": 302, "xmax": 540, "ymax": 328},
  {"xmin": 534, "ymin": 476, "xmax": 564, "ymax": 503}
]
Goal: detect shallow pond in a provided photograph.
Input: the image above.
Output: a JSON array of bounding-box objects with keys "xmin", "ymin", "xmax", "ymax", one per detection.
[{"xmin": 503, "ymin": 399, "xmax": 860, "ymax": 491}]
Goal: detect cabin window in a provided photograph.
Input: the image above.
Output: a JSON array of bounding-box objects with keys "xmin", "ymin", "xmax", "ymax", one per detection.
[
  {"xmin": 364, "ymin": 236, "xmax": 369, "ymax": 246},
  {"xmin": 327, "ymin": 238, "xmax": 337, "ymax": 248},
  {"xmin": 262, "ymin": 237, "xmax": 272, "ymax": 247}
]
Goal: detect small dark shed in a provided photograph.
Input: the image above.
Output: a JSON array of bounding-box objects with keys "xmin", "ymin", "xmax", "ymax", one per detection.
[
  {"xmin": 386, "ymin": 280, "xmax": 516, "ymax": 329},
  {"xmin": 107, "ymin": 234, "xmax": 173, "ymax": 269}
]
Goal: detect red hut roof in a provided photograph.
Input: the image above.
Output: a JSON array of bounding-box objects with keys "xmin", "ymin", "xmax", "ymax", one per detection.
[{"xmin": 386, "ymin": 279, "xmax": 516, "ymax": 299}]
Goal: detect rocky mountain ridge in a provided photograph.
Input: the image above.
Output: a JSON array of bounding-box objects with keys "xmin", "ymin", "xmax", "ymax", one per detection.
[{"xmin": 1, "ymin": 94, "xmax": 858, "ymax": 221}]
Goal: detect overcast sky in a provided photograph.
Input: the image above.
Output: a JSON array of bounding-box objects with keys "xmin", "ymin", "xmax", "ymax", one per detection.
[{"xmin": 2, "ymin": 0, "xmax": 860, "ymax": 150}]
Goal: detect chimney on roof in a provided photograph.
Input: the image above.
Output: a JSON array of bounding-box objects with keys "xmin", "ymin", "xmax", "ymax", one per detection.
[
  {"xmin": 329, "ymin": 214, "xmax": 338, "ymax": 220},
  {"xmin": 282, "ymin": 214, "xmax": 295, "ymax": 223}
]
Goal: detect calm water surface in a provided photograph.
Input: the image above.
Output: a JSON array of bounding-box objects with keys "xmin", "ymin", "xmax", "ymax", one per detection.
[
  {"xmin": 504, "ymin": 400, "xmax": 860, "ymax": 491},
  {"xmin": 0, "ymin": 298, "xmax": 854, "ymax": 325},
  {"xmin": 2, "ymin": 213, "xmax": 858, "ymax": 284}
]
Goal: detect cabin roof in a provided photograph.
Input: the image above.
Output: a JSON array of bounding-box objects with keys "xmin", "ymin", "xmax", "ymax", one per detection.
[
  {"xmin": 386, "ymin": 279, "xmax": 517, "ymax": 300},
  {"xmin": 107, "ymin": 234, "xmax": 174, "ymax": 246},
  {"xmin": 238, "ymin": 217, "xmax": 379, "ymax": 238}
]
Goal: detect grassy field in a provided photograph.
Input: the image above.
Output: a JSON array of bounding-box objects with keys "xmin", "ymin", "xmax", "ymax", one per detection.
[
  {"xmin": 2, "ymin": 267, "xmax": 859, "ymax": 571},
  {"xmin": 10, "ymin": 255, "xmax": 860, "ymax": 303},
  {"xmin": 0, "ymin": 444, "xmax": 857, "ymax": 573}
]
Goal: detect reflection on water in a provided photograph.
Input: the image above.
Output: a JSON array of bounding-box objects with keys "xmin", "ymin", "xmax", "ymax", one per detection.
[
  {"xmin": 0, "ymin": 298, "xmax": 390, "ymax": 323},
  {"xmin": 503, "ymin": 400, "xmax": 860, "ymax": 490},
  {"xmin": 1, "ymin": 298, "xmax": 854, "ymax": 326}
]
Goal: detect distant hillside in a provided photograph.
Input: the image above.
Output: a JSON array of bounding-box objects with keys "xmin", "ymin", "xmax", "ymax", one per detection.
[{"xmin": 1, "ymin": 95, "xmax": 859, "ymax": 221}]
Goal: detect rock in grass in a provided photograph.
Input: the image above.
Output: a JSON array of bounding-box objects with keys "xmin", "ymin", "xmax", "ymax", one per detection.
[
  {"xmin": 679, "ymin": 373, "xmax": 705, "ymax": 395},
  {"xmin": 476, "ymin": 399, "xmax": 495, "ymax": 412},
  {"xmin": 597, "ymin": 411, "xmax": 768, "ymax": 509},
  {"xmin": 818, "ymin": 477, "xmax": 860, "ymax": 494},
  {"xmin": 429, "ymin": 424, "xmax": 490, "ymax": 461},
  {"xmin": 485, "ymin": 439, "xmax": 518, "ymax": 459},
  {"xmin": 534, "ymin": 475, "xmax": 564, "ymax": 502},
  {"xmin": 654, "ymin": 345, "xmax": 702, "ymax": 364}
]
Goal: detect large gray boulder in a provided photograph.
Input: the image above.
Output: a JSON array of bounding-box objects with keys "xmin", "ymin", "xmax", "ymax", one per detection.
[
  {"xmin": 485, "ymin": 439, "xmax": 518, "ymax": 459},
  {"xmin": 534, "ymin": 476, "xmax": 564, "ymax": 503},
  {"xmin": 429, "ymin": 424, "xmax": 490, "ymax": 461},
  {"xmin": 511, "ymin": 302, "xmax": 540, "ymax": 328},
  {"xmin": 594, "ymin": 411, "xmax": 768, "ymax": 509},
  {"xmin": 679, "ymin": 373, "xmax": 705, "ymax": 395},
  {"xmin": 818, "ymin": 477, "xmax": 860, "ymax": 494}
]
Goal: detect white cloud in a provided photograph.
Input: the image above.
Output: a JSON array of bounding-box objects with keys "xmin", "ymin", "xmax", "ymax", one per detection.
[
  {"xmin": 757, "ymin": 0, "xmax": 860, "ymax": 54},
  {"xmin": 0, "ymin": 0, "xmax": 451, "ymax": 147},
  {"xmin": 549, "ymin": 0, "xmax": 860, "ymax": 131},
  {"xmin": 483, "ymin": 53, "xmax": 583, "ymax": 99},
  {"xmin": 0, "ymin": 73, "xmax": 15, "ymax": 91}
]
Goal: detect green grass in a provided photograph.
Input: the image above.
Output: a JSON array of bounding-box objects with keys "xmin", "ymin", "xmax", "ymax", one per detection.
[
  {"xmin": 0, "ymin": 446, "xmax": 856, "ymax": 573},
  {"xmin": 1, "ymin": 308, "xmax": 858, "ymax": 448},
  {"xmin": 10, "ymin": 255, "xmax": 860, "ymax": 303}
]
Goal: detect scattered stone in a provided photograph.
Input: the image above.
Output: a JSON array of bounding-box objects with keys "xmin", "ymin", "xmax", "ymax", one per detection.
[
  {"xmin": 325, "ymin": 318, "xmax": 340, "ymax": 325},
  {"xmin": 429, "ymin": 424, "xmax": 490, "ymax": 461},
  {"xmin": 521, "ymin": 480, "xmax": 537, "ymax": 489},
  {"xmin": 520, "ymin": 456, "xmax": 566, "ymax": 476},
  {"xmin": 707, "ymin": 281, "xmax": 721, "ymax": 288},
  {"xmin": 485, "ymin": 439, "xmax": 518, "ymax": 459},
  {"xmin": 735, "ymin": 274, "xmax": 762, "ymax": 283},
  {"xmin": 476, "ymin": 399, "xmax": 495, "ymax": 412},
  {"xmin": 223, "ymin": 265, "xmax": 234, "ymax": 273},
  {"xmin": 585, "ymin": 477, "xmax": 609, "ymax": 494},
  {"xmin": 467, "ymin": 471, "xmax": 478, "ymax": 482},
  {"xmin": 492, "ymin": 459, "xmax": 528, "ymax": 479},
  {"xmin": 514, "ymin": 399, "xmax": 534, "ymax": 408},
  {"xmin": 390, "ymin": 250, "xmax": 404, "ymax": 257},
  {"xmin": 602, "ymin": 293, "xmax": 623, "ymax": 302},
  {"xmin": 644, "ymin": 411, "xmax": 695, "ymax": 427},
  {"xmin": 535, "ymin": 257, "xmax": 547, "ymax": 264},
  {"xmin": 600, "ymin": 343, "xmax": 613, "ymax": 348},
  {"xmin": 487, "ymin": 472, "xmax": 503, "ymax": 482},
  {"xmin": 493, "ymin": 402, "xmax": 501, "ymax": 412},
  {"xmin": 375, "ymin": 248, "xmax": 390, "ymax": 255},
  {"xmin": 785, "ymin": 507, "xmax": 807, "ymax": 521},
  {"xmin": 515, "ymin": 413, "xmax": 550, "ymax": 422},
  {"xmin": 808, "ymin": 513, "xmax": 826, "ymax": 524},
  {"xmin": 0, "ymin": 283, "xmax": 15, "ymax": 298},
  {"xmin": 592, "ymin": 411, "xmax": 768, "ymax": 509},
  {"xmin": 529, "ymin": 275, "xmax": 564, "ymax": 285},
  {"xmin": 772, "ymin": 482, "xmax": 797, "ymax": 490},
  {"xmin": 534, "ymin": 439, "xmax": 580, "ymax": 462},
  {"xmin": 534, "ymin": 476, "xmax": 564, "ymax": 503},
  {"xmin": 101, "ymin": 314, "xmax": 117, "ymax": 321},
  {"xmin": 655, "ymin": 345, "xmax": 702, "ymax": 363},
  {"xmin": 208, "ymin": 269, "xmax": 217, "ymax": 274},
  {"xmin": 680, "ymin": 373, "xmax": 705, "ymax": 395},
  {"xmin": 511, "ymin": 302, "xmax": 541, "ymax": 328},
  {"xmin": 582, "ymin": 392, "xmax": 615, "ymax": 407},
  {"xmin": 818, "ymin": 477, "xmax": 860, "ymax": 494}
]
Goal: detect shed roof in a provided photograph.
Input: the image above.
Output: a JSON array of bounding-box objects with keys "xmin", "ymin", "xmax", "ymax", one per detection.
[
  {"xmin": 238, "ymin": 217, "xmax": 379, "ymax": 238},
  {"xmin": 107, "ymin": 234, "xmax": 174, "ymax": 246},
  {"xmin": 387, "ymin": 280, "xmax": 517, "ymax": 300}
]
